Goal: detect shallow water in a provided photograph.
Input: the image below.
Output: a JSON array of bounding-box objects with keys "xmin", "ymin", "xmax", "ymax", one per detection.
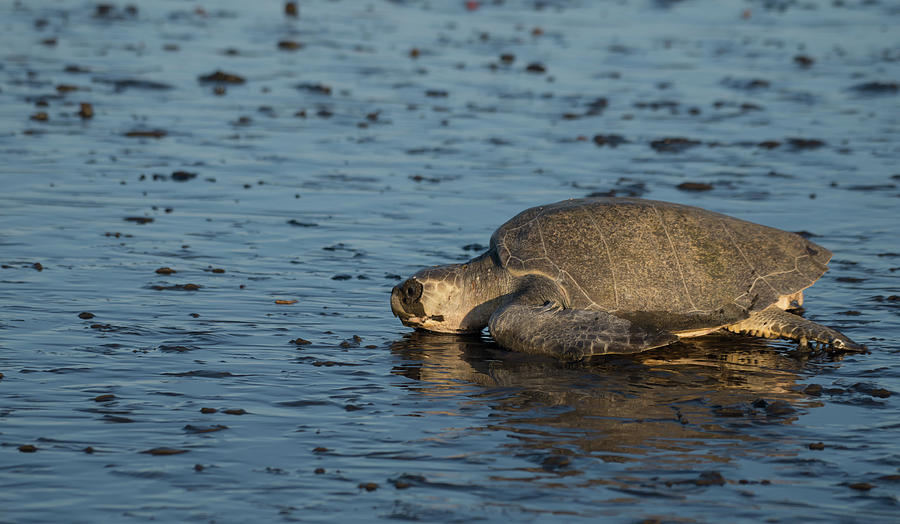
[{"xmin": 1, "ymin": 0, "xmax": 898, "ymax": 522}]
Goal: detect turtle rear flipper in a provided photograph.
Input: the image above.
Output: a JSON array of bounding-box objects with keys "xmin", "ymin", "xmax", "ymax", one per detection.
[
  {"xmin": 488, "ymin": 303, "xmax": 678, "ymax": 361},
  {"xmin": 726, "ymin": 305, "xmax": 865, "ymax": 352}
]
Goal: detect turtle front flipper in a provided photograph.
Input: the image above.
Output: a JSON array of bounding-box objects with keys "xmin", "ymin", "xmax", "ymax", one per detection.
[
  {"xmin": 725, "ymin": 305, "xmax": 865, "ymax": 352},
  {"xmin": 488, "ymin": 303, "xmax": 678, "ymax": 361}
]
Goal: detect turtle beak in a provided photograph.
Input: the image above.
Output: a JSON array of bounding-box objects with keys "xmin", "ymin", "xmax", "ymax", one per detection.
[{"xmin": 390, "ymin": 285, "xmax": 408, "ymax": 320}]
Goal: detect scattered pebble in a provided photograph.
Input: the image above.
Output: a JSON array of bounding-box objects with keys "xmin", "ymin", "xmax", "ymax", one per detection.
[
  {"xmin": 339, "ymin": 335, "xmax": 363, "ymax": 349},
  {"xmin": 277, "ymin": 40, "xmax": 303, "ymax": 51},
  {"xmin": 722, "ymin": 77, "xmax": 770, "ymax": 90},
  {"xmin": 713, "ymin": 406, "xmax": 745, "ymax": 417},
  {"xmin": 763, "ymin": 400, "xmax": 796, "ymax": 416},
  {"xmin": 296, "ymin": 83, "xmax": 331, "ymax": 95},
  {"xmin": 170, "ymin": 171, "xmax": 197, "ymax": 182},
  {"xmin": 541, "ymin": 455, "xmax": 571, "ymax": 471},
  {"xmin": 198, "ymin": 71, "xmax": 246, "ymax": 84},
  {"xmin": 103, "ymin": 415, "xmax": 134, "ymax": 423},
  {"xmin": 124, "ymin": 217, "xmax": 154, "ymax": 224},
  {"xmin": 159, "ymin": 345, "xmax": 193, "ymax": 353},
  {"xmin": 78, "ymin": 102, "xmax": 93, "ymax": 118},
  {"xmin": 850, "ymin": 82, "xmax": 898, "ymax": 94},
  {"xmin": 803, "ymin": 384, "xmax": 823, "ymax": 396},
  {"xmin": 787, "ymin": 138, "xmax": 825, "ymax": 150},
  {"xmin": 592, "ymin": 134, "xmax": 627, "ymax": 147},
  {"xmin": 124, "ymin": 129, "xmax": 167, "ymax": 138},
  {"xmin": 851, "ymin": 383, "xmax": 891, "ymax": 398},
  {"xmin": 676, "ymin": 182, "xmax": 713, "ymax": 191},
  {"xmin": 150, "ymin": 283, "xmax": 200, "ymax": 291},
  {"xmin": 586, "ymin": 97, "xmax": 608, "ymax": 115},
  {"xmin": 141, "ymin": 447, "xmax": 189, "ymax": 456},
  {"xmin": 287, "ymin": 219, "xmax": 318, "ymax": 227},
  {"xmin": 409, "ymin": 174, "xmax": 440, "ymax": 183},
  {"xmin": 183, "ymin": 424, "xmax": 228, "ymax": 434},
  {"xmin": 650, "ymin": 137, "xmax": 702, "ymax": 153},
  {"xmin": 694, "ymin": 471, "xmax": 725, "ymax": 486},
  {"xmin": 794, "ymin": 55, "xmax": 814, "ymax": 68}
]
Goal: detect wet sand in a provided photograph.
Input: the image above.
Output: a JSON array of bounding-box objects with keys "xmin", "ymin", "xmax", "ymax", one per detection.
[{"xmin": 1, "ymin": 1, "xmax": 898, "ymax": 522}]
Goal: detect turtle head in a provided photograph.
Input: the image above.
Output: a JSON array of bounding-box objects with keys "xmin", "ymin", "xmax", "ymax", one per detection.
[{"xmin": 391, "ymin": 261, "xmax": 497, "ymax": 334}]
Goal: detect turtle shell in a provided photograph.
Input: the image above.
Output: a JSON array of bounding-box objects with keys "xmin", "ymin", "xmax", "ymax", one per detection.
[{"xmin": 490, "ymin": 198, "xmax": 832, "ymax": 331}]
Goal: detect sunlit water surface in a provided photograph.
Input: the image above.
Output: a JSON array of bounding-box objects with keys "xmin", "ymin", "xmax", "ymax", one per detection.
[{"xmin": 1, "ymin": 1, "xmax": 898, "ymax": 522}]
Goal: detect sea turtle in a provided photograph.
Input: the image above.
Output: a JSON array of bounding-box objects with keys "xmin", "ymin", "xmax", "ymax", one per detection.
[{"xmin": 390, "ymin": 198, "xmax": 863, "ymax": 360}]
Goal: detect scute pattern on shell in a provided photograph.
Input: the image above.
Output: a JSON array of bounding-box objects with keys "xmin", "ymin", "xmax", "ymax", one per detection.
[{"xmin": 490, "ymin": 198, "xmax": 831, "ymax": 321}]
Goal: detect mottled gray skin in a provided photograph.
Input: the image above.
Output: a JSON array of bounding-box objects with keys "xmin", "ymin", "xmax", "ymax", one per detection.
[{"xmin": 391, "ymin": 198, "xmax": 864, "ymax": 360}]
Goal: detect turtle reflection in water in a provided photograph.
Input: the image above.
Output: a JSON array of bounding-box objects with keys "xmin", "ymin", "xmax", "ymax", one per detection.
[
  {"xmin": 391, "ymin": 198, "xmax": 864, "ymax": 361},
  {"xmin": 390, "ymin": 331, "xmax": 811, "ymax": 458}
]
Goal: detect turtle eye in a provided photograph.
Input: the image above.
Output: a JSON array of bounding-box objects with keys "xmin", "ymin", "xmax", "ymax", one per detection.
[{"xmin": 403, "ymin": 280, "xmax": 423, "ymax": 302}]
